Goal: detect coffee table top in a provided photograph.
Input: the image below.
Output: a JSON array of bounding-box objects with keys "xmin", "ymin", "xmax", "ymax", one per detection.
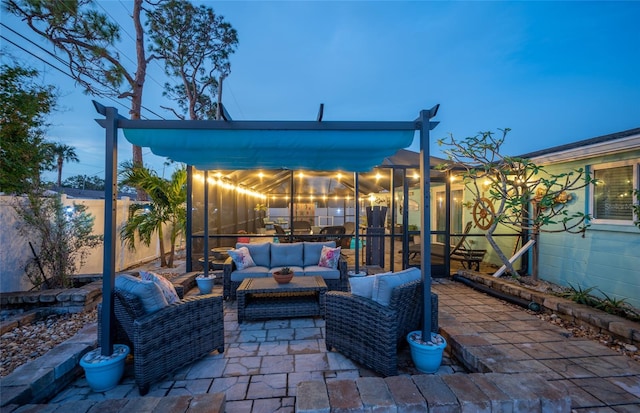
[{"xmin": 238, "ymin": 276, "xmax": 327, "ymax": 293}]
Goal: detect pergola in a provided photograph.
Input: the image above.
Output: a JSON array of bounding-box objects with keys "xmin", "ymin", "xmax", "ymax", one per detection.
[{"xmin": 94, "ymin": 101, "xmax": 440, "ymax": 356}]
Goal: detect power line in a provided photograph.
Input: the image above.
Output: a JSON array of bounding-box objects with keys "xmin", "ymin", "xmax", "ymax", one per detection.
[
  {"xmin": 93, "ymin": 1, "xmax": 138, "ymax": 68},
  {"xmin": 223, "ymin": 78, "xmax": 244, "ymax": 119},
  {"xmin": 0, "ymin": 35, "xmax": 69, "ymax": 77},
  {"xmin": 1, "ymin": 23, "xmax": 71, "ymax": 69},
  {"xmin": 0, "ymin": 33, "xmax": 160, "ymax": 118}
]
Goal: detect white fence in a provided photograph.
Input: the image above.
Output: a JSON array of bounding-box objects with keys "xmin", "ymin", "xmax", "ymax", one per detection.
[{"xmin": 0, "ymin": 194, "xmax": 171, "ymax": 293}]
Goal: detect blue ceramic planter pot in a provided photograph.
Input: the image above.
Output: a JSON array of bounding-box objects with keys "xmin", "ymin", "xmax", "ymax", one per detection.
[
  {"xmin": 407, "ymin": 331, "xmax": 447, "ymax": 374},
  {"xmin": 80, "ymin": 344, "xmax": 130, "ymax": 392},
  {"xmin": 196, "ymin": 275, "xmax": 216, "ymax": 294}
]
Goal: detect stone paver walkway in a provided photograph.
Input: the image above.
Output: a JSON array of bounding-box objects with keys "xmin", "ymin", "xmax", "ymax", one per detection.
[
  {"xmin": 435, "ymin": 281, "xmax": 640, "ymax": 412},
  {"xmin": 3, "ymin": 278, "xmax": 639, "ymax": 412}
]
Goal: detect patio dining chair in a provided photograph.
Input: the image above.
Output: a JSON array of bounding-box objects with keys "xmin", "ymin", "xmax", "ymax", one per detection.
[
  {"xmin": 273, "ymin": 224, "xmax": 291, "ymax": 243},
  {"xmin": 292, "ymin": 220, "xmax": 312, "ymax": 234},
  {"xmin": 320, "ymin": 225, "xmax": 349, "ymax": 248}
]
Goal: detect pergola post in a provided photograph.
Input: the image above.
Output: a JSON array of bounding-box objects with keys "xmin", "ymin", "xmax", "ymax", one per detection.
[
  {"xmin": 419, "ymin": 105, "xmax": 439, "ymax": 339},
  {"xmin": 96, "ymin": 102, "xmax": 119, "ymax": 356}
]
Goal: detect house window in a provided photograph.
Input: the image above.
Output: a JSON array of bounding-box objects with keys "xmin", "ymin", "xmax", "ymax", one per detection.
[{"xmin": 591, "ymin": 160, "xmax": 639, "ymax": 224}]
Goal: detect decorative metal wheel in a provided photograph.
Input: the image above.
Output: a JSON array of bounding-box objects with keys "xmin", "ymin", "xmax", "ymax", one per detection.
[{"xmin": 472, "ymin": 198, "xmax": 495, "ymax": 230}]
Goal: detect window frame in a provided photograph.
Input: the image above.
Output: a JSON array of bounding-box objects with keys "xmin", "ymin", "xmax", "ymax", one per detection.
[{"xmin": 589, "ymin": 159, "xmax": 639, "ymax": 226}]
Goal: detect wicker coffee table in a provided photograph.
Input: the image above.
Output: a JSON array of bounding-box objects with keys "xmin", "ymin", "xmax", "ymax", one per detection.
[{"xmin": 236, "ymin": 276, "xmax": 327, "ymax": 323}]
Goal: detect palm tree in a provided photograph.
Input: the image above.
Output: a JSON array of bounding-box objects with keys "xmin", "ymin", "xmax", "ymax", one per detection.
[
  {"xmin": 48, "ymin": 143, "xmax": 79, "ymax": 187},
  {"xmin": 119, "ymin": 162, "xmax": 186, "ymax": 267}
]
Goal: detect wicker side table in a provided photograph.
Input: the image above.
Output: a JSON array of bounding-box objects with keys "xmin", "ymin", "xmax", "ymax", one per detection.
[{"xmin": 237, "ymin": 276, "xmax": 327, "ymax": 323}]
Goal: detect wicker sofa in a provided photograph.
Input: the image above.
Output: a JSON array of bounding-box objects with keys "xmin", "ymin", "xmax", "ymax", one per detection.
[
  {"xmin": 223, "ymin": 241, "xmax": 348, "ymax": 300},
  {"xmin": 98, "ymin": 276, "xmax": 224, "ymax": 395},
  {"xmin": 325, "ymin": 268, "xmax": 438, "ymax": 376}
]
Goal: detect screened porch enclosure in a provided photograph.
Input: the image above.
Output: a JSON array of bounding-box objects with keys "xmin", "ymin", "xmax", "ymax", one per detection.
[{"xmin": 186, "ymin": 153, "xmax": 460, "ymax": 278}]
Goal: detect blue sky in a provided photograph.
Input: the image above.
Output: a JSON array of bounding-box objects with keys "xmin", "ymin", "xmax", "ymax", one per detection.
[{"xmin": 2, "ymin": 1, "xmax": 639, "ymax": 182}]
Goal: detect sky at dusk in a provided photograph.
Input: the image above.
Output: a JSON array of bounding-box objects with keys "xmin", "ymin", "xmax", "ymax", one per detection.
[{"xmin": 2, "ymin": 1, "xmax": 639, "ymax": 183}]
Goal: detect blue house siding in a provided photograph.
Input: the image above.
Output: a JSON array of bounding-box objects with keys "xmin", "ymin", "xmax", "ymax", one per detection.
[
  {"xmin": 539, "ymin": 229, "xmax": 640, "ymax": 308},
  {"xmin": 535, "ymin": 148, "xmax": 640, "ymax": 308}
]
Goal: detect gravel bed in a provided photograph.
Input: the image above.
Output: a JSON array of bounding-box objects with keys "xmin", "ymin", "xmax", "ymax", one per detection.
[{"xmin": 1, "ymin": 309, "xmax": 97, "ymax": 377}]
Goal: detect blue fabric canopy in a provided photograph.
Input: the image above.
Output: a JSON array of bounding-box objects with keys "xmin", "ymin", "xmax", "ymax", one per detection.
[{"xmin": 122, "ymin": 122, "xmax": 416, "ymax": 172}]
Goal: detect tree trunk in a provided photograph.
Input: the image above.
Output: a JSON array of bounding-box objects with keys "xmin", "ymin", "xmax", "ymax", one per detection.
[
  {"xmin": 485, "ymin": 223, "xmax": 518, "ymax": 277},
  {"xmin": 131, "ymin": 0, "xmax": 147, "ymax": 201},
  {"xmin": 57, "ymin": 157, "xmax": 63, "ymax": 187},
  {"xmin": 531, "ymin": 229, "xmax": 540, "ymax": 281},
  {"xmin": 157, "ymin": 224, "xmax": 167, "ymax": 267},
  {"xmin": 168, "ymin": 231, "xmax": 176, "ymax": 269}
]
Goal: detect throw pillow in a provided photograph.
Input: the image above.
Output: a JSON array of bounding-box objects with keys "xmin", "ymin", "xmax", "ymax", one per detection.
[
  {"xmin": 228, "ymin": 246, "xmax": 256, "ymax": 270},
  {"xmin": 115, "ymin": 273, "xmax": 168, "ymax": 314},
  {"xmin": 318, "ymin": 245, "xmax": 341, "ymax": 269},
  {"xmin": 140, "ymin": 270, "xmax": 180, "ymax": 304},
  {"xmin": 236, "ymin": 242, "xmax": 271, "ymax": 267},
  {"xmin": 303, "ymin": 241, "xmax": 336, "ymax": 266}
]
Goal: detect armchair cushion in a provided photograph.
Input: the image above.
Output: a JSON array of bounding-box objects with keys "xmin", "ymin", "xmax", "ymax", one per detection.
[
  {"xmin": 228, "ymin": 246, "xmax": 256, "ymax": 270},
  {"xmin": 236, "ymin": 242, "xmax": 271, "ymax": 267},
  {"xmin": 271, "ymin": 242, "xmax": 304, "ymax": 267},
  {"xmin": 115, "ymin": 274, "xmax": 168, "ymax": 314},
  {"xmin": 372, "ymin": 267, "xmax": 421, "ymax": 306},
  {"xmin": 303, "ymin": 241, "xmax": 336, "ymax": 266},
  {"xmin": 140, "ymin": 271, "xmax": 180, "ymax": 304},
  {"xmin": 318, "ymin": 245, "xmax": 341, "ymax": 268},
  {"xmin": 348, "ymin": 273, "xmax": 389, "ymax": 298}
]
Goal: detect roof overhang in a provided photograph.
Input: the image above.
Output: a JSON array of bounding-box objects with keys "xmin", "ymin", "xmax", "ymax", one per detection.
[
  {"xmin": 520, "ymin": 128, "xmax": 640, "ymax": 165},
  {"xmin": 527, "ymin": 134, "xmax": 640, "ymax": 165}
]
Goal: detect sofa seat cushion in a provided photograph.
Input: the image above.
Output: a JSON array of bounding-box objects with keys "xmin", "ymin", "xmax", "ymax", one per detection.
[
  {"xmin": 230, "ymin": 266, "xmax": 271, "ymax": 282},
  {"xmin": 271, "ymin": 242, "xmax": 304, "ymax": 267},
  {"xmin": 270, "ymin": 266, "xmax": 304, "ymax": 275},
  {"xmin": 303, "ymin": 241, "xmax": 336, "ymax": 266},
  {"xmin": 302, "ymin": 265, "xmax": 341, "ymax": 280},
  {"xmin": 236, "ymin": 242, "xmax": 271, "ymax": 267}
]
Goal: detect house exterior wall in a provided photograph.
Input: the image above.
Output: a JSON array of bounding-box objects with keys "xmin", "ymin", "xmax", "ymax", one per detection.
[
  {"xmin": 534, "ymin": 149, "xmax": 640, "ymax": 309},
  {"xmin": 0, "ymin": 194, "xmax": 172, "ymax": 293}
]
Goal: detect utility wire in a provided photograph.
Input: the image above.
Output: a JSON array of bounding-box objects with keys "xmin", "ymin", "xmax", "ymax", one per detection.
[
  {"xmin": 0, "ymin": 35, "xmax": 69, "ymax": 77},
  {"xmin": 1, "ymin": 23, "xmax": 71, "ymax": 69}
]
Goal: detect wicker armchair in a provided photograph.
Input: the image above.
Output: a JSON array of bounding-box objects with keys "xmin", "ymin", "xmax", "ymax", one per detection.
[
  {"xmin": 325, "ymin": 279, "xmax": 438, "ymax": 376},
  {"xmin": 99, "ymin": 289, "xmax": 224, "ymax": 395}
]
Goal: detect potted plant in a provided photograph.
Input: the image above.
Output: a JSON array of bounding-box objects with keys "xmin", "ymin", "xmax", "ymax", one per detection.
[
  {"xmin": 79, "ymin": 344, "xmax": 130, "ymax": 392},
  {"xmin": 273, "ymin": 267, "xmax": 294, "ymax": 284},
  {"xmin": 196, "ymin": 273, "xmax": 216, "ymax": 294},
  {"xmin": 406, "ymin": 330, "xmax": 447, "ymax": 374}
]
